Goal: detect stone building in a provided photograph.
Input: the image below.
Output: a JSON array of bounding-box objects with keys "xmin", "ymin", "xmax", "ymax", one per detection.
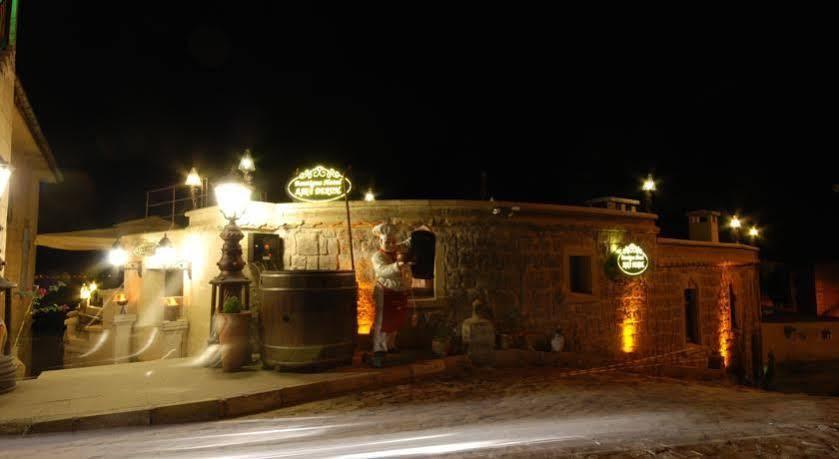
[
  {"xmin": 39, "ymin": 197, "xmax": 762, "ymax": 380},
  {"xmin": 1, "ymin": 2, "xmax": 62, "ymax": 375}
]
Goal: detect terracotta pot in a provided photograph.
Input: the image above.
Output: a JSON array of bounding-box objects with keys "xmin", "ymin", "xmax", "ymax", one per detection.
[{"xmin": 219, "ymin": 311, "xmax": 252, "ymax": 372}]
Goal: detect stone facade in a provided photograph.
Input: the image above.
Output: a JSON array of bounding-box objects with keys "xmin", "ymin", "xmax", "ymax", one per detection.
[{"xmin": 113, "ymin": 200, "xmax": 762, "ymax": 380}]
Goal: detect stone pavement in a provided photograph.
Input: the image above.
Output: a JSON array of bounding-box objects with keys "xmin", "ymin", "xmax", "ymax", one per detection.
[
  {"xmin": 3, "ymin": 367, "xmax": 838, "ymax": 457},
  {"xmin": 0, "ymin": 353, "xmax": 464, "ymax": 435}
]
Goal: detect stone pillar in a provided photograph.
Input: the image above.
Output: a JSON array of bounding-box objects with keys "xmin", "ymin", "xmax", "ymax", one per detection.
[
  {"xmin": 160, "ymin": 319, "xmax": 189, "ymax": 359},
  {"xmin": 111, "ymin": 314, "xmax": 136, "ymax": 364}
]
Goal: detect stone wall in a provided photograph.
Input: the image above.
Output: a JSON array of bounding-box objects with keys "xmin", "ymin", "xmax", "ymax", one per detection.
[{"xmin": 143, "ymin": 201, "xmax": 763, "ymax": 379}]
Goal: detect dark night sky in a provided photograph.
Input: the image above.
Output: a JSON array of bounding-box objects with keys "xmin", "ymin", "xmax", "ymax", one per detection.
[{"xmin": 11, "ymin": 3, "xmax": 837, "ymax": 273}]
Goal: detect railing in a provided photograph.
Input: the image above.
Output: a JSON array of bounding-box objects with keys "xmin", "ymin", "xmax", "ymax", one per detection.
[{"xmin": 145, "ymin": 178, "xmax": 210, "ymax": 225}]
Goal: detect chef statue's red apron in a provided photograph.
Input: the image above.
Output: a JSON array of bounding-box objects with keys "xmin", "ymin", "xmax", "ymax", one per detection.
[{"xmin": 371, "ymin": 223, "xmax": 411, "ymax": 359}]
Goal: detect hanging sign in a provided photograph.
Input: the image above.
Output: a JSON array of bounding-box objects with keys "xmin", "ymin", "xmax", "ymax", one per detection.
[
  {"xmin": 616, "ymin": 243, "xmax": 649, "ymax": 276},
  {"xmin": 286, "ymin": 165, "xmax": 352, "ymax": 202}
]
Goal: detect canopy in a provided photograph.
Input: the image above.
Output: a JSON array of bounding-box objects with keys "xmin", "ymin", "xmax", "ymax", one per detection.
[{"xmin": 36, "ymin": 217, "xmax": 176, "ymax": 251}]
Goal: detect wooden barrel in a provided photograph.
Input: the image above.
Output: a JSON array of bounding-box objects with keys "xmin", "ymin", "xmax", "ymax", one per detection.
[
  {"xmin": 260, "ymin": 270, "xmax": 358, "ymax": 371},
  {"xmin": 0, "ymin": 355, "xmax": 16, "ymax": 394}
]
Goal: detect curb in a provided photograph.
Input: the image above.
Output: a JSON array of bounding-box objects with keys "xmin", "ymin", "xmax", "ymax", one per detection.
[{"xmin": 1, "ymin": 355, "xmax": 469, "ymax": 436}]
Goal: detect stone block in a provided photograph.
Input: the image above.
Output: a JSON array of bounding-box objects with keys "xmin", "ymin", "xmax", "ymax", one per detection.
[
  {"xmin": 320, "ymin": 237, "xmax": 330, "ymax": 255},
  {"xmin": 292, "ymin": 256, "xmax": 307, "ymax": 270},
  {"xmin": 281, "ymin": 380, "xmax": 330, "ymax": 406},
  {"xmin": 297, "ymin": 233, "xmax": 319, "ymax": 256},
  {"xmin": 319, "ymin": 255, "xmax": 338, "ymax": 270}
]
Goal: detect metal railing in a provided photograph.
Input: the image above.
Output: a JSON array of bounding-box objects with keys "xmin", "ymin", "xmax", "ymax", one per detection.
[{"xmin": 145, "ymin": 178, "xmax": 210, "ymax": 225}]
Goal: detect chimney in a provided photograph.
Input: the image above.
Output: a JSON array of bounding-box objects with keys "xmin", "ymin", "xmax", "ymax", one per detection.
[{"xmin": 686, "ymin": 210, "xmax": 720, "ymax": 242}]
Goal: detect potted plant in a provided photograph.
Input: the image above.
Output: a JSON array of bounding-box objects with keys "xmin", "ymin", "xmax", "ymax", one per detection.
[
  {"xmin": 218, "ymin": 295, "xmax": 251, "ymax": 371},
  {"xmin": 429, "ymin": 313, "xmax": 456, "ymax": 357}
]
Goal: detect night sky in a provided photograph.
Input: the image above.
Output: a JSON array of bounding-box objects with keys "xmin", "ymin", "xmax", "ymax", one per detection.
[{"xmin": 12, "ymin": 3, "xmax": 837, "ymax": 273}]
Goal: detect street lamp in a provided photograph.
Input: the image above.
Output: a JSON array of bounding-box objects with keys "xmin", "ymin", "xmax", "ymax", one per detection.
[
  {"xmin": 238, "ymin": 149, "xmax": 256, "ymax": 185},
  {"xmin": 641, "ymin": 174, "xmax": 656, "ymax": 212},
  {"xmin": 185, "ymin": 167, "xmax": 202, "ymax": 209},
  {"xmin": 364, "ymin": 189, "xmax": 375, "ymax": 202},
  {"xmin": 748, "ymin": 226, "xmax": 760, "ymax": 244},
  {"xmin": 729, "ymin": 216, "xmax": 742, "ymax": 243},
  {"xmin": 208, "ymin": 173, "xmax": 253, "ymax": 347}
]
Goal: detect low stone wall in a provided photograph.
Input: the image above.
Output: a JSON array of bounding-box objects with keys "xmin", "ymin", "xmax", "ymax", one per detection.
[{"xmin": 762, "ymin": 321, "xmax": 839, "ymax": 363}]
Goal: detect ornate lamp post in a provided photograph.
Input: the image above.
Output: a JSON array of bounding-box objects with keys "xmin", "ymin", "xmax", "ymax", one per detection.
[
  {"xmin": 185, "ymin": 167, "xmax": 202, "ymax": 209},
  {"xmin": 208, "ymin": 173, "xmax": 252, "ymax": 344},
  {"xmin": 0, "ymin": 158, "xmax": 16, "ymax": 394}
]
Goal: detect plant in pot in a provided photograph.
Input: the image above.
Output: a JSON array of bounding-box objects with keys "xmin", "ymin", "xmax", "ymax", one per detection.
[
  {"xmin": 429, "ymin": 313, "xmax": 456, "ymax": 357},
  {"xmin": 218, "ymin": 295, "xmax": 251, "ymax": 371}
]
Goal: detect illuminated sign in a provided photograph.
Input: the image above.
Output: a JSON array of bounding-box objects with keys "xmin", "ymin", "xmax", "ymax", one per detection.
[
  {"xmin": 616, "ymin": 243, "xmax": 649, "ymax": 276},
  {"xmin": 286, "ymin": 166, "xmax": 352, "ymax": 202}
]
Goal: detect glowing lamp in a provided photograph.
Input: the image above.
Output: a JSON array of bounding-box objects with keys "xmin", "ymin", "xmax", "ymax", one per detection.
[
  {"xmin": 108, "ymin": 240, "xmax": 128, "ymax": 267},
  {"xmin": 0, "ymin": 159, "xmax": 11, "ymax": 198},
  {"xmin": 641, "ymin": 175, "xmax": 656, "ymax": 192},
  {"xmin": 89, "ymin": 281, "xmax": 98, "ymax": 293},
  {"xmin": 748, "ymin": 226, "xmax": 759, "ymax": 238},
  {"xmin": 238, "ymin": 149, "xmax": 256, "ymax": 174},
  {"xmin": 364, "ymin": 189, "xmax": 375, "ymax": 202},
  {"xmin": 80, "ymin": 284, "xmax": 91, "ymax": 300},
  {"xmin": 729, "ymin": 216, "xmax": 742, "ymax": 230},
  {"xmin": 185, "ymin": 167, "xmax": 202, "ymax": 187},
  {"xmin": 154, "ymin": 234, "xmax": 177, "ymax": 267},
  {"xmin": 214, "ymin": 176, "xmax": 252, "ymax": 221},
  {"xmin": 115, "ymin": 292, "xmax": 128, "ymax": 314}
]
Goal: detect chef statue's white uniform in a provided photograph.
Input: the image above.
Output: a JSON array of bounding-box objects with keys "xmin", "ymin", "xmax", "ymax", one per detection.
[{"xmin": 370, "ymin": 222, "xmax": 411, "ymax": 367}]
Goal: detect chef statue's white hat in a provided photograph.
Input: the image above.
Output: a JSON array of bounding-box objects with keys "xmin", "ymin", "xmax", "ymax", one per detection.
[{"xmin": 372, "ymin": 222, "xmax": 397, "ymax": 241}]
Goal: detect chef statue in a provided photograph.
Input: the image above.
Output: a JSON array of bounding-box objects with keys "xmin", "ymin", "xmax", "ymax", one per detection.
[{"xmin": 370, "ymin": 222, "xmax": 412, "ymax": 368}]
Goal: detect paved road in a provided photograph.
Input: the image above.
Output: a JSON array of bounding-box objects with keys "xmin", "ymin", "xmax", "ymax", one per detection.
[{"xmin": 3, "ymin": 368, "xmax": 839, "ymax": 457}]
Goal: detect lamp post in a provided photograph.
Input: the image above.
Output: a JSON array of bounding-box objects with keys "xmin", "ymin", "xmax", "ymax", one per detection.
[
  {"xmin": 364, "ymin": 188, "xmax": 375, "ymax": 202},
  {"xmin": 0, "ymin": 158, "xmax": 18, "ymax": 394},
  {"xmin": 185, "ymin": 167, "xmax": 202, "ymax": 210},
  {"xmin": 729, "ymin": 216, "xmax": 742, "ymax": 243},
  {"xmin": 208, "ymin": 173, "xmax": 252, "ymax": 345},
  {"xmin": 747, "ymin": 226, "xmax": 760, "ymax": 245},
  {"xmin": 641, "ymin": 174, "xmax": 656, "ymax": 213},
  {"xmin": 238, "ymin": 150, "xmax": 256, "ymax": 186}
]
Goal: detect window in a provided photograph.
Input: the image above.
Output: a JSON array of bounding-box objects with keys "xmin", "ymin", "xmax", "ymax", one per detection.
[
  {"xmin": 569, "ymin": 256, "xmax": 593, "ymax": 294},
  {"xmin": 409, "ymin": 229, "xmax": 436, "ymax": 299},
  {"xmin": 684, "ymin": 288, "xmax": 700, "ymax": 344}
]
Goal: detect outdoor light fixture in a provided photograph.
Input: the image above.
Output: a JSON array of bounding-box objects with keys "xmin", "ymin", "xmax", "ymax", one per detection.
[
  {"xmin": 729, "ymin": 216, "xmax": 742, "ymax": 229},
  {"xmin": 748, "ymin": 226, "xmax": 760, "ymax": 241},
  {"xmin": 207, "ymin": 169, "xmax": 253, "ymax": 354},
  {"xmin": 80, "ymin": 283, "xmax": 91, "ymax": 300},
  {"xmin": 214, "ymin": 174, "xmax": 252, "ymax": 222},
  {"xmin": 108, "ymin": 239, "xmax": 128, "ymax": 267},
  {"xmin": 364, "ymin": 189, "xmax": 375, "ymax": 202},
  {"xmin": 640, "ymin": 174, "xmax": 656, "ymax": 212},
  {"xmin": 641, "ymin": 175, "xmax": 656, "ymax": 192},
  {"xmin": 115, "ymin": 292, "xmax": 128, "ymax": 315},
  {"xmin": 238, "ymin": 149, "xmax": 256, "ymax": 185},
  {"xmin": 154, "ymin": 233, "xmax": 177, "ymax": 268},
  {"xmin": 185, "ymin": 167, "xmax": 203, "ymax": 209},
  {"xmin": 185, "ymin": 167, "xmax": 202, "ymax": 187}
]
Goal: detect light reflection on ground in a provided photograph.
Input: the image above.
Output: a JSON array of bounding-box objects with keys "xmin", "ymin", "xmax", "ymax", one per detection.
[{"xmin": 3, "ymin": 369, "xmax": 839, "ymax": 458}]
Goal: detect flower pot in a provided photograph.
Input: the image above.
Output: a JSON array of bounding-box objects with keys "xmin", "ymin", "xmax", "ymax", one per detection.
[
  {"xmin": 219, "ymin": 311, "xmax": 252, "ymax": 372},
  {"xmin": 431, "ymin": 337, "xmax": 450, "ymax": 357}
]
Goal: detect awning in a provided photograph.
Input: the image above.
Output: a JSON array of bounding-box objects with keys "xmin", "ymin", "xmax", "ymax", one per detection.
[{"xmin": 36, "ymin": 217, "xmax": 176, "ymax": 251}]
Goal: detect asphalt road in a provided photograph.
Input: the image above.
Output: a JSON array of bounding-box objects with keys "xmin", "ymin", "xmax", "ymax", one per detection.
[{"xmin": 3, "ymin": 368, "xmax": 839, "ymax": 458}]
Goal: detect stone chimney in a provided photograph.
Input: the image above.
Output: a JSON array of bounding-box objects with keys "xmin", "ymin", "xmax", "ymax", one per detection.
[{"xmin": 686, "ymin": 210, "xmax": 720, "ymax": 242}]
